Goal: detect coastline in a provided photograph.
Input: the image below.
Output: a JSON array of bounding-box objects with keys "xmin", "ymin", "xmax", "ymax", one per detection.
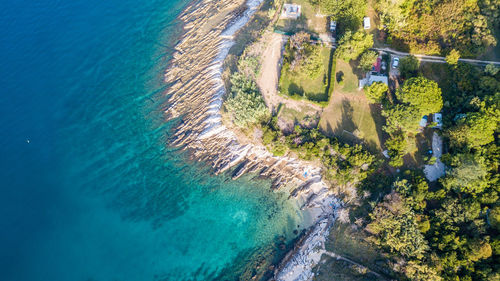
[{"xmin": 164, "ymin": 0, "xmax": 338, "ymax": 279}]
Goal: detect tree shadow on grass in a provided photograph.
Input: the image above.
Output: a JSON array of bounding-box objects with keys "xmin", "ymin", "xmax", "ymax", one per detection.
[
  {"xmin": 288, "ymin": 82, "xmax": 304, "ymax": 97},
  {"xmin": 334, "ymin": 99, "xmax": 357, "ymax": 139},
  {"xmin": 349, "ymin": 59, "xmax": 368, "ymax": 80},
  {"xmin": 324, "ymin": 49, "xmax": 335, "ymax": 99},
  {"xmin": 369, "ymin": 103, "xmax": 387, "ymax": 151}
]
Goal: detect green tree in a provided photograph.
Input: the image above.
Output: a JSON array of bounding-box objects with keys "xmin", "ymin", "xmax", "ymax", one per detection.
[
  {"xmin": 448, "ymin": 95, "xmax": 500, "ymax": 147},
  {"xmin": 335, "ymin": 31, "xmax": 374, "ymax": 62},
  {"xmin": 441, "ymin": 153, "xmax": 490, "ymax": 194},
  {"xmin": 399, "ymin": 55, "xmax": 420, "ymax": 79},
  {"xmin": 385, "ymin": 132, "xmax": 408, "ymax": 167},
  {"xmin": 382, "ymin": 104, "xmax": 421, "ymax": 134},
  {"xmin": 375, "ymin": 0, "xmax": 496, "ymax": 56},
  {"xmin": 396, "ymin": 77, "xmax": 443, "ymax": 115},
  {"xmin": 446, "ymin": 49, "xmax": 461, "ymax": 65},
  {"xmin": 366, "ymin": 191, "xmax": 429, "ymax": 259},
  {"xmin": 224, "ymin": 73, "xmax": 269, "ymax": 127},
  {"xmin": 364, "ymin": 81, "xmax": 388, "ymax": 103},
  {"xmin": 490, "ymin": 206, "xmax": 500, "ymax": 231},
  {"xmin": 485, "ymin": 64, "xmax": 500, "ymax": 76},
  {"xmin": 319, "ymin": 0, "xmax": 367, "ymax": 32},
  {"xmin": 403, "ymin": 261, "xmax": 442, "ymax": 281},
  {"xmin": 359, "ymin": 51, "xmax": 378, "ymax": 72},
  {"xmin": 468, "ymin": 240, "xmax": 492, "ymax": 262}
]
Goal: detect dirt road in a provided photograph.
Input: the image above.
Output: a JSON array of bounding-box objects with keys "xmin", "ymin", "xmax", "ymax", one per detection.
[
  {"xmin": 257, "ymin": 32, "xmax": 323, "ymax": 113},
  {"xmin": 373, "ymin": 47, "xmax": 500, "ymax": 66}
]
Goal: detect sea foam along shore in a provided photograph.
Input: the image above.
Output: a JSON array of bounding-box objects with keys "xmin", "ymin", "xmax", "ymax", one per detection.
[{"xmin": 164, "ymin": 0, "xmax": 339, "ymax": 279}]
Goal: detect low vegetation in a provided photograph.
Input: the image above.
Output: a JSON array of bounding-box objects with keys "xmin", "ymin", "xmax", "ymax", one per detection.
[
  {"xmin": 262, "ymin": 117, "xmax": 377, "ymax": 198},
  {"xmin": 375, "ymin": 0, "xmax": 499, "ymax": 56}
]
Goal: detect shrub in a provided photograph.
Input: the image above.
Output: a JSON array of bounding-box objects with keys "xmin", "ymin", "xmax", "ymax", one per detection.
[{"xmin": 359, "ymin": 51, "xmax": 379, "ymax": 72}]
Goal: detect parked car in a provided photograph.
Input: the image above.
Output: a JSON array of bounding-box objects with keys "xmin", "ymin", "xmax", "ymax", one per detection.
[
  {"xmin": 330, "ymin": 20, "xmax": 336, "ymax": 32},
  {"xmin": 392, "ymin": 57, "xmax": 399, "ymax": 68},
  {"xmin": 363, "ymin": 17, "xmax": 370, "ymax": 29},
  {"xmin": 433, "ymin": 113, "xmax": 443, "ymax": 128}
]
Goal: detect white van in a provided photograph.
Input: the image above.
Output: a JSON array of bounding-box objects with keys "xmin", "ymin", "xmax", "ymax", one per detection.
[{"xmin": 363, "ymin": 17, "xmax": 370, "ymax": 29}]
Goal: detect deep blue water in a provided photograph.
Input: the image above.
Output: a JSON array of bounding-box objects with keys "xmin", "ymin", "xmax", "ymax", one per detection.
[{"xmin": 0, "ymin": 0, "xmax": 304, "ymax": 280}]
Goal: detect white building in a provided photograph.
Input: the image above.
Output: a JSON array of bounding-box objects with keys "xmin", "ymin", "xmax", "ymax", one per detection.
[
  {"xmin": 281, "ymin": 4, "xmax": 301, "ymax": 19},
  {"xmin": 359, "ymin": 72, "xmax": 388, "ymax": 88}
]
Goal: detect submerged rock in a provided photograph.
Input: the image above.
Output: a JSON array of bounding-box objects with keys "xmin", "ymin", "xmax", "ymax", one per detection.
[{"xmin": 164, "ymin": 0, "xmax": 340, "ymax": 280}]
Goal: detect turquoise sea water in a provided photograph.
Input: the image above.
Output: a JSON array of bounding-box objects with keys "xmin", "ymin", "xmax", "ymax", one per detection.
[{"xmin": 0, "ymin": 0, "xmax": 304, "ymax": 280}]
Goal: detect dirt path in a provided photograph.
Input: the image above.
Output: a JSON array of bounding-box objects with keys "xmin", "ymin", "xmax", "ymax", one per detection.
[
  {"xmin": 373, "ymin": 47, "xmax": 500, "ymax": 66},
  {"xmin": 321, "ymin": 250, "xmax": 387, "ymax": 279},
  {"xmin": 257, "ymin": 32, "xmax": 323, "ymax": 113}
]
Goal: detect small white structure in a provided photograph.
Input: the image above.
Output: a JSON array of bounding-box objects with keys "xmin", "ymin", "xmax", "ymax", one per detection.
[
  {"xmin": 330, "ymin": 20, "xmax": 337, "ymax": 32},
  {"xmin": 433, "ymin": 113, "xmax": 443, "ymax": 129},
  {"xmin": 363, "ymin": 17, "xmax": 371, "ymax": 29},
  {"xmin": 359, "ymin": 72, "xmax": 388, "ymax": 88},
  {"xmin": 281, "ymin": 4, "xmax": 301, "ymax": 19}
]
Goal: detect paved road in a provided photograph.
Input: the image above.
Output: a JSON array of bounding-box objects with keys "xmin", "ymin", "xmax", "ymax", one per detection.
[{"xmin": 373, "ymin": 47, "xmax": 500, "ymax": 66}]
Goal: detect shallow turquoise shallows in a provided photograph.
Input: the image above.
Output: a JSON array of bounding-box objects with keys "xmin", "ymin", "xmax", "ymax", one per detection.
[{"xmin": 0, "ymin": 0, "xmax": 304, "ymax": 280}]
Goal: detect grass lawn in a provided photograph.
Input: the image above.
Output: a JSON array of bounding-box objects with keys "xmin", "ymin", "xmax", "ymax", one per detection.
[
  {"xmin": 278, "ymin": 103, "xmax": 320, "ymax": 129},
  {"xmin": 319, "ymin": 59, "xmax": 385, "ymax": 152},
  {"xmin": 279, "ymin": 46, "xmax": 334, "ymax": 105},
  {"xmin": 275, "ymin": 0, "xmax": 326, "ymax": 35}
]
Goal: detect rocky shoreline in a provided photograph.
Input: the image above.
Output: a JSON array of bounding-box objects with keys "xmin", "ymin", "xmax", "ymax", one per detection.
[{"xmin": 163, "ymin": 0, "xmax": 338, "ymax": 280}]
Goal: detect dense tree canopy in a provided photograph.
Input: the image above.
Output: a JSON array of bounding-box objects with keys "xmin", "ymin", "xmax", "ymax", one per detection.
[
  {"xmin": 319, "ymin": 0, "xmax": 367, "ymax": 32},
  {"xmin": 384, "ymin": 132, "xmax": 408, "ymax": 167},
  {"xmin": 396, "ymin": 77, "xmax": 443, "ymax": 115},
  {"xmin": 448, "ymin": 93, "xmax": 500, "ymax": 147},
  {"xmin": 364, "ymin": 81, "xmax": 388, "ymax": 103},
  {"xmin": 399, "ymin": 55, "xmax": 420, "ymax": 79},
  {"xmin": 359, "ymin": 51, "xmax": 379, "ymax": 72},
  {"xmin": 366, "ymin": 191, "xmax": 429, "ymax": 259},
  {"xmin": 446, "ymin": 49, "xmax": 461, "ymax": 65},
  {"xmin": 224, "ymin": 72, "xmax": 268, "ymax": 127},
  {"xmin": 382, "ymin": 104, "xmax": 421, "ymax": 134},
  {"xmin": 441, "ymin": 153, "xmax": 490, "ymax": 194},
  {"xmin": 335, "ymin": 31, "xmax": 373, "ymax": 62},
  {"xmin": 376, "ymin": 0, "xmax": 497, "ymax": 56}
]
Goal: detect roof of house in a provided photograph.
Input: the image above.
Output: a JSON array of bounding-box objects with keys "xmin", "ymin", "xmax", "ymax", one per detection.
[
  {"xmin": 359, "ymin": 72, "xmax": 388, "ymax": 88},
  {"xmin": 281, "ymin": 4, "xmax": 301, "ymax": 19},
  {"xmin": 369, "ymin": 74, "xmax": 388, "ymax": 85}
]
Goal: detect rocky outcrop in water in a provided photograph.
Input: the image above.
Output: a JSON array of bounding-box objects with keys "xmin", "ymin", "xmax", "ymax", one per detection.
[
  {"xmin": 164, "ymin": 1, "xmax": 338, "ymax": 279},
  {"xmin": 164, "ymin": 0, "xmax": 333, "ymax": 202}
]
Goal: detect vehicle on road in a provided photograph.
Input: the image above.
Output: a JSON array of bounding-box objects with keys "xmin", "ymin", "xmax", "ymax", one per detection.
[{"xmin": 392, "ymin": 57, "xmax": 399, "ymax": 68}]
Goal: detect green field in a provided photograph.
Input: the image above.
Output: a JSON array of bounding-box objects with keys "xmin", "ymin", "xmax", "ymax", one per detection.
[
  {"xmin": 279, "ymin": 46, "xmax": 334, "ymax": 105},
  {"xmin": 319, "ymin": 59, "xmax": 385, "ymax": 152}
]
